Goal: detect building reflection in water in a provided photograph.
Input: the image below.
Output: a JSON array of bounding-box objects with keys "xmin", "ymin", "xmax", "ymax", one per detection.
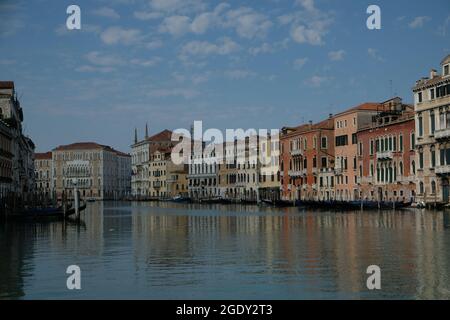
[{"xmin": 0, "ymin": 202, "xmax": 449, "ymax": 299}]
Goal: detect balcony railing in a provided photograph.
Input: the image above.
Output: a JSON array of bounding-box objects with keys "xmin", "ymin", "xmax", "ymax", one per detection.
[
  {"xmin": 288, "ymin": 170, "xmax": 302, "ymax": 177},
  {"xmin": 290, "ymin": 149, "xmax": 303, "ymax": 156},
  {"xmin": 435, "ymin": 128, "xmax": 450, "ymax": 140},
  {"xmin": 377, "ymin": 151, "xmax": 393, "ymax": 160},
  {"xmin": 435, "ymin": 165, "xmax": 450, "ymax": 175}
]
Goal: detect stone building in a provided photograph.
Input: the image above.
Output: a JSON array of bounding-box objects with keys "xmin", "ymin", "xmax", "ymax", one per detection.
[
  {"xmin": 0, "ymin": 81, "xmax": 35, "ymax": 194},
  {"xmin": 357, "ymin": 97, "xmax": 416, "ymax": 202},
  {"xmin": 280, "ymin": 117, "xmax": 335, "ymax": 201},
  {"xmin": 258, "ymin": 133, "xmax": 281, "ymax": 201},
  {"xmin": 188, "ymin": 146, "xmax": 220, "ymax": 200},
  {"xmin": 0, "ymin": 119, "xmax": 13, "ymax": 196},
  {"xmin": 413, "ymin": 55, "xmax": 450, "ymax": 205},
  {"xmin": 34, "ymin": 152, "xmax": 53, "ymax": 195},
  {"xmin": 131, "ymin": 127, "xmax": 175, "ymax": 197},
  {"xmin": 52, "ymin": 142, "xmax": 131, "ymax": 200}
]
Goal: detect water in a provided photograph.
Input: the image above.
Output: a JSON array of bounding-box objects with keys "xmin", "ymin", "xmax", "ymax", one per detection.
[{"xmin": 1, "ymin": 201, "xmax": 450, "ymax": 300}]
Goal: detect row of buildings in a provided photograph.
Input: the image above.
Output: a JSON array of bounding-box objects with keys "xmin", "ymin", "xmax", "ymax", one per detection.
[
  {"xmin": 32, "ymin": 54, "xmax": 450, "ymax": 205},
  {"xmin": 126, "ymin": 55, "xmax": 450, "ymax": 205},
  {"xmin": 0, "ymin": 81, "xmax": 35, "ymax": 196}
]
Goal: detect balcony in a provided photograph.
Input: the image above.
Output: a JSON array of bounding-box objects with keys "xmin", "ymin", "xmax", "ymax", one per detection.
[
  {"xmin": 288, "ymin": 170, "xmax": 302, "ymax": 177},
  {"xmin": 377, "ymin": 151, "xmax": 393, "ymax": 160},
  {"xmin": 435, "ymin": 165, "xmax": 450, "ymax": 175},
  {"xmin": 153, "ymin": 181, "xmax": 162, "ymax": 188},
  {"xmin": 396, "ymin": 176, "xmax": 415, "ymax": 183},
  {"xmin": 290, "ymin": 149, "xmax": 303, "ymax": 156},
  {"xmin": 334, "ymin": 168, "xmax": 343, "ymax": 175},
  {"xmin": 435, "ymin": 128, "xmax": 450, "ymax": 140}
]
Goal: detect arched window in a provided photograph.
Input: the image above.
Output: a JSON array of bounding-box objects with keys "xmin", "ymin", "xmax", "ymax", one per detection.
[
  {"xmin": 419, "ymin": 182, "xmax": 424, "ymax": 194},
  {"xmin": 412, "ymin": 160, "xmax": 416, "ymax": 175},
  {"xmin": 431, "ymin": 180, "xmax": 436, "ymax": 194},
  {"xmin": 399, "ymin": 162, "xmax": 403, "ymax": 176}
]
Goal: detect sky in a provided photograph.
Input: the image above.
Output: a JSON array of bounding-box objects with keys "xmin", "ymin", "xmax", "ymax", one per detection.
[{"xmin": 1, "ymin": 0, "xmax": 449, "ymax": 153}]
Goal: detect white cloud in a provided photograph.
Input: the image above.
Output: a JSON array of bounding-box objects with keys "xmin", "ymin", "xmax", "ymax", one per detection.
[
  {"xmin": 295, "ymin": 0, "xmax": 316, "ymax": 12},
  {"xmin": 409, "ymin": 16, "xmax": 431, "ymax": 29},
  {"xmin": 147, "ymin": 88, "xmax": 199, "ymax": 99},
  {"xmin": 85, "ymin": 51, "xmax": 124, "ymax": 67},
  {"xmin": 224, "ymin": 7, "xmax": 273, "ymax": 39},
  {"xmin": 146, "ymin": 39, "xmax": 163, "ymax": 50},
  {"xmin": 294, "ymin": 57, "xmax": 308, "ymax": 69},
  {"xmin": 159, "ymin": 15, "xmax": 191, "ymax": 36},
  {"xmin": 306, "ymin": 75, "xmax": 330, "ymax": 87},
  {"xmin": 328, "ymin": 49, "xmax": 345, "ymax": 61},
  {"xmin": 130, "ymin": 57, "xmax": 162, "ymax": 67},
  {"xmin": 93, "ymin": 7, "xmax": 120, "ymax": 19},
  {"xmin": 149, "ymin": 0, "xmax": 205, "ymax": 13},
  {"xmin": 281, "ymin": 0, "xmax": 333, "ymax": 46},
  {"xmin": 100, "ymin": 26, "xmax": 142, "ymax": 45},
  {"xmin": 180, "ymin": 37, "xmax": 240, "ymax": 59},
  {"xmin": 368, "ymin": 48, "xmax": 384, "ymax": 62},
  {"xmin": 134, "ymin": 11, "xmax": 163, "ymax": 20},
  {"xmin": 249, "ymin": 43, "xmax": 273, "ymax": 55},
  {"xmin": 224, "ymin": 69, "xmax": 256, "ymax": 80},
  {"xmin": 76, "ymin": 65, "xmax": 115, "ymax": 73}
]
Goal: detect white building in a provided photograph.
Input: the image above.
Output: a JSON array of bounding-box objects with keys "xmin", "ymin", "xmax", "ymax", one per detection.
[{"xmin": 52, "ymin": 142, "xmax": 131, "ymax": 200}]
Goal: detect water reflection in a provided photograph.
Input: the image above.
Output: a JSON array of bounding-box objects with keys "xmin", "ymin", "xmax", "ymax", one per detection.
[{"xmin": 0, "ymin": 202, "xmax": 449, "ymax": 299}]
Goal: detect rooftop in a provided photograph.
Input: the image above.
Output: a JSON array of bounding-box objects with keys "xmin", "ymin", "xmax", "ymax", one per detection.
[
  {"xmin": 53, "ymin": 142, "xmax": 130, "ymax": 157},
  {"xmin": 35, "ymin": 152, "xmax": 52, "ymax": 160}
]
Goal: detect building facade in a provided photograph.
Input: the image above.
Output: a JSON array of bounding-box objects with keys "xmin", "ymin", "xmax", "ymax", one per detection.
[
  {"xmin": 280, "ymin": 118, "xmax": 335, "ymax": 201},
  {"xmin": 34, "ymin": 152, "xmax": 53, "ymax": 195},
  {"xmin": 131, "ymin": 127, "xmax": 175, "ymax": 197},
  {"xmin": 357, "ymin": 98, "xmax": 416, "ymax": 202},
  {"xmin": 413, "ymin": 55, "xmax": 450, "ymax": 205},
  {"xmin": 333, "ymin": 103, "xmax": 384, "ymax": 201},
  {"xmin": 188, "ymin": 147, "xmax": 220, "ymax": 200},
  {"xmin": 52, "ymin": 142, "xmax": 131, "ymax": 200},
  {"xmin": 0, "ymin": 119, "xmax": 13, "ymax": 196},
  {"xmin": 0, "ymin": 81, "xmax": 35, "ymax": 194}
]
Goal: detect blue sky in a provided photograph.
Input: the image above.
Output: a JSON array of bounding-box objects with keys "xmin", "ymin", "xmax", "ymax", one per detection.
[{"xmin": 1, "ymin": 0, "xmax": 449, "ymax": 153}]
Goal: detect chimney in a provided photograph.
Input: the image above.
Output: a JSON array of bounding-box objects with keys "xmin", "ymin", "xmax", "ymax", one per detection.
[
  {"xmin": 134, "ymin": 128, "xmax": 138, "ymax": 144},
  {"xmin": 430, "ymin": 69, "xmax": 438, "ymax": 79},
  {"xmin": 329, "ymin": 113, "xmax": 333, "ymax": 119}
]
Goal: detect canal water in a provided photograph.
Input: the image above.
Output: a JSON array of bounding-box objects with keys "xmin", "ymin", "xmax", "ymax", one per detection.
[{"xmin": 1, "ymin": 201, "xmax": 450, "ymax": 299}]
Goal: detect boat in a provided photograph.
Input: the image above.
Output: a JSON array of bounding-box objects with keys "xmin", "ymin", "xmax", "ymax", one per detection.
[
  {"xmin": 168, "ymin": 195, "xmax": 192, "ymax": 203},
  {"xmin": 9, "ymin": 201, "xmax": 87, "ymax": 220},
  {"xmin": 262, "ymin": 199, "xmax": 294, "ymax": 207}
]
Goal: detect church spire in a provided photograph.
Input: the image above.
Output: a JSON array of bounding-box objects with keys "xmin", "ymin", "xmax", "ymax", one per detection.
[
  {"xmin": 145, "ymin": 123, "xmax": 149, "ymax": 139},
  {"xmin": 134, "ymin": 128, "xmax": 138, "ymax": 144}
]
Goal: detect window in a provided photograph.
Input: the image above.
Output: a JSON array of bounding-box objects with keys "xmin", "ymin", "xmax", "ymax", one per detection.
[
  {"xmin": 418, "ymin": 114, "xmax": 423, "ymax": 137},
  {"xmin": 370, "ymin": 140, "xmax": 374, "ymax": 155},
  {"xmin": 431, "ymin": 181, "xmax": 436, "ymax": 194},
  {"xmin": 399, "ymin": 134, "xmax": 403, "ymax": 151},
  {"xmin": 431, "ymin": 146, "xmax": 436, "ymax": 168},
  {"xmin": 411, "ymin": 132, "xmax": 415, "ymax": 150},
  {"xmin": 445, "ymin": 65, "xmax": 449, "ymax": 76},
  {"xmin": 419, "ymin": 182, "xmax": 424, "ymax": 194},
  {"xmin": 321, "ymin": 157, "xmax": 327, "ymax": 168},
  {"xmin": 430, "ymin": 111, "xmax": 435, "ymax": 134},
  {"xmin": 352, "ymin": 133, "xmax": 357, "ymax": 145},
  {"xmin": 431, "ymin": 88, "xmax": 435, "ymax": 100},
  {"xmin": 418, "ymin": 92, "xmax": 422, "ymax": 103},
  {"xmin": 321, "ymin": 137, "xmax": 327, "ymax": 149},
  {"xmin": 335, "ymin": 135, "xmax": 348, "ymax": 147}
]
